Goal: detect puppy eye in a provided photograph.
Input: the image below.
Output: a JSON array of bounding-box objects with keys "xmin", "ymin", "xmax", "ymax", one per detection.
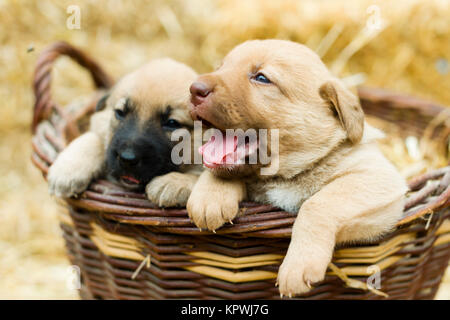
[
  {"xmin": 253, "ymin": 73, "xmax": 271, "ymax": 84},
  {"xmin": 163, "ymin": 119, "xmax": 182, "ymax": 130},
  {"xmin": 115, "ymin": 109, "xmax": 126, "ymax": 120}
]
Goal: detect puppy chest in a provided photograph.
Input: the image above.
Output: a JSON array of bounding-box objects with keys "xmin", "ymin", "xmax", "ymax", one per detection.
[{"xmin": 248, "ymin": 182, "xmax": 315, "ymax": 213}]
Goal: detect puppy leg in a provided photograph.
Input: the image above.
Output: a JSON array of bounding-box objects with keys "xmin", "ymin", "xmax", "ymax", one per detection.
[
  {"xmin": 187, "ymin": 170, "xmax": 246, "ymax": 231},
  {"xmin": 146, "ymin": 171, "xmax": 199, "ymax": 207},
  {"xmin": 277, "ymin": 199, "xmax": 337, "ymax": 297},
  {"xmin": 277, "ymin": 172, "xmax": 405, "ymax": 297},
  {"xmin": 48, "ymin": 132, "xmax": 105, "ymax": 198}
]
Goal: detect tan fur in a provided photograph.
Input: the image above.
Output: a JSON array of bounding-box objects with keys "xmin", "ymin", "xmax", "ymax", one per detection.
[
  {"xmin": 146, "ymin": 169, "xmax": 201, "ymax": 207},
  {"xmin": 187, "ymin": 170, "xmax": 246, "ymax": 231},
  {"xmin": 48, "ymin": 58, "xmax": 200, "ymax": 206},
  {"xmin": 187, "ymin": 40, "xmax": 407, "ymax": 296},
  {"xmin": 47, "ymin": 131, "xmax": 105, "ymax": 197},
  {"xmin": 104, "ymin": 59, "xmax": 195, "ymax": 137},
  {"xmin": 319, "ymin": 80, "xmax": 365, "ymax": 144}
]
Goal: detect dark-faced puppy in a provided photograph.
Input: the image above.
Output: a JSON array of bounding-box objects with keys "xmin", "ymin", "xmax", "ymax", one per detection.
[
  {"xmin": 48, "ymin": 58, "xmax": 201, "ymax": 207},
  {"xmin": 187, "ymin": 40, "xmax": 407, "ymax": 296},
  {"xmin": 103, "ymin": 97, "xmax": 179, "ymax": 189}
]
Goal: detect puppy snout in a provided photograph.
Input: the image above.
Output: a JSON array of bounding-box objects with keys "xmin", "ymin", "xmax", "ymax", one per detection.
[
  {"xmin": 190, "ymin": 81, "xmax": 212, "ymax": 106},
  {"xmin": 119, "ymin": 149, "xmax": 139, "ymax": 166}
]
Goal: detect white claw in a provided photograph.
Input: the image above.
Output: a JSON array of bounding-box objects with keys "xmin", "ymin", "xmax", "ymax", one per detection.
[
  {"xmin": 306, "ymin": 280, "xmax": 312, "ymax": 289},
  {"xmin": 288, "ymin": 293, "xmax": 292, "ymax": 298},
  {"xmin": 280, "ymin": 293, "xmax": 284, "ymax": 299},
  {"xmin": 229, "ymin": 220, "xmax": 233, "ymax": 225}
]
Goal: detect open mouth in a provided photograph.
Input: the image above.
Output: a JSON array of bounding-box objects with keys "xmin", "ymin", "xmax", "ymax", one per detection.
[
  {"xmin": 194, "ymin": 108, "xmax": 259, "ymax": 170},
  {"xmin": 119, "ymin": 175, "xmax": 141, "ymax": 189},
  {"xmin": 199, "ymin": 133, "xmax": 259, "ymax": 169}
]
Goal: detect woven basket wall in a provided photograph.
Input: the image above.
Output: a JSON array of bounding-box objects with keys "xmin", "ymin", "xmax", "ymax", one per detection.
[{"xmin": 31, "ymin": 42, "xmax": 450, "ymax": 300}]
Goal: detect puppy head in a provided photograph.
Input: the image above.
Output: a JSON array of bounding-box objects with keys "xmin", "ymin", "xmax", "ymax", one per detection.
[
  {"xmin": 190, "ymin": 40, "xmax": 364, "ymax": 178},
  {"xmin": 97, "ymin": 58, "xmax": 197, "ymax": 190}
]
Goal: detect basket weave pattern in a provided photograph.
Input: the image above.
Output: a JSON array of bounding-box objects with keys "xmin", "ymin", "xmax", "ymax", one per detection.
[{"xmin": 32, "ymin": 42, "xmax": 450, "ymax": 299}]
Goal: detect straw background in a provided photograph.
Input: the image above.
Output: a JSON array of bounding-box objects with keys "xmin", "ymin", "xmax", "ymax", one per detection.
[{"xmin": 0, "ymin": 0, "xmax": 449, "ymax": 299}]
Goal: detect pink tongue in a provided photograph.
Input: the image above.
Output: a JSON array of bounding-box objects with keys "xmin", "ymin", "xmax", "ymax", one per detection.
[{"xmin": 199, "ymin": 134, "xmax": 238, "ymax": 166}]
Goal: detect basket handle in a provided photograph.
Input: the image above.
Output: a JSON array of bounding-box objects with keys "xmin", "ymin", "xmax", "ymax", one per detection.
[{"xmin": 32, "ymin": 41, "xmax": 114, "ymax": 136}]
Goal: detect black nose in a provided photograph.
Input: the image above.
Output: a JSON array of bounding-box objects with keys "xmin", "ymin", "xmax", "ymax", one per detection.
[
  {"xmin": 190, "ymin": 81, "xmax": 212, "ymax": 106},
  {"xmin": 119, "ymin": 149, "xmax": 138, "ymax": 166}
]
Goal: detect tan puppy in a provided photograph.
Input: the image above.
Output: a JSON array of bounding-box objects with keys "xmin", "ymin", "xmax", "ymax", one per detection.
[
  {"xmin": 188, "ymin": 40, "xmax": 407, "ymax": 296},
  {"xmin": 48, "ymin": 58, "xmax": 201, "ymax": 207}
]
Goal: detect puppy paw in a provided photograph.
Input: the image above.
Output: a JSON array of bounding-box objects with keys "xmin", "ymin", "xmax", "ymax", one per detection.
[
  {"xmin": 47, "ymin": 132, "xmax": 104, "ymax": 198},
  {"xmin": 146, "ymin": 172, "xmax": 197, "ymax": 207},
  {"xmin": 47, "ymin": 160, "xmax": 94, "ymax": 198},
  {"xmin": 187, "ymin": 174, "xmax": 245, "ymax": 231},
  {"xmin": 187, "ymin": 193, "xmax": 240, "ymax": 232},
  {"xmin": 277, "ymin": 249, "xmax": 329, "ymax": 297}
]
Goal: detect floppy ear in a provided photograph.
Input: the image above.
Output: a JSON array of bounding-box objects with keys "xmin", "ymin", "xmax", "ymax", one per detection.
[
  {"xmin": 95, "ymin": 93, "xmax": 110, "ymax": 112},
  {"xmin": 319, "ymin": 80, "xmax": 364, "ymax": 144}
]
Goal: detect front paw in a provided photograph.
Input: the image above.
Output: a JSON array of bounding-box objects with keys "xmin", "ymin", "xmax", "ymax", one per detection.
[
  {"xmin": 146, "ymin": 172, "xmax": 196, "ymax": 207},
  {"xmin": 48, "ymin": 161, "xmax": 93, "ymax": 198},
  {"xmin": 277, "ymin": 250, "xmax": 329, "ymax": 297},
  {"xmin": 187, "ymin": 189, "xmax": 239, "ymax": 232}
]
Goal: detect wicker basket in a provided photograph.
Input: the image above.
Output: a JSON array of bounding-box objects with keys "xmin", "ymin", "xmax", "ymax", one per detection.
[{"xmin": 31, "ymin": 42, "xmax": 450, "ymax": 300}]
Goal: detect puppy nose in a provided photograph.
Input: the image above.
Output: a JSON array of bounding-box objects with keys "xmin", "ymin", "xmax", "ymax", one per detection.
[
  {"xmin": 119, "ymin": 149, "xmax": 138, "ymax": 166},
  {"xmin": 190, "ymin": 81, "xmax": 211, "ymax": 106}
]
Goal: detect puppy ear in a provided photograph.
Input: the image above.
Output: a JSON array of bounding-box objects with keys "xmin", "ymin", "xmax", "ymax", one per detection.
[
  {"xmin": 95, "ymin": 93, "xmax": 110, "ymax": 112},
  {"xmin": 319, "ymin": 80, "xmax": 364, "ymax": 144}
]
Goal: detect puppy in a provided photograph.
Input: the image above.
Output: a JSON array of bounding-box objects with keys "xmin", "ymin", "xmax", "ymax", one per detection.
[
  {"xmin": 187, "ymin": 40, "xmax": 408, "ymax": 296},
  {"xmin": 48, "ymin": 58, "xmax": 200, "ymax": 207}
]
